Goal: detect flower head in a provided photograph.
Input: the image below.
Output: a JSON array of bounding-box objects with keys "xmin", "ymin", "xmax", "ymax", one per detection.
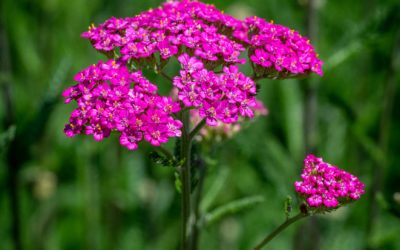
[
  {"xmin": 190, "ymin": 99, "xmax": 268, "ymax": 141},
  {"xmin": 295, "ymin": 154, "xmax": 365, "ymax": 211},
  {"xmin": 80, "ymin": 1, "xmax": 322, "ymax": 79},
  {"xmin": 174, "ymin": 54, "xmax": 260, "ymax": 126},
  {"xmin": 63, "ymin": 60, "xmax": 182, "ymax": 150}
]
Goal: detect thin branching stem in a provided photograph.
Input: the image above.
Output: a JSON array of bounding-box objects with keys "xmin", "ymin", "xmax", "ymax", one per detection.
[
  {"xmin": 253, "ymin": 213, "xmax": 308, "ymax": 250},
  {"xmin": 189, "ymin": 119, "xmax": 206, "ymax": 141},
  {"xmin": 160, "ymin": 71, "xmax": 173, "ymax": 83}
]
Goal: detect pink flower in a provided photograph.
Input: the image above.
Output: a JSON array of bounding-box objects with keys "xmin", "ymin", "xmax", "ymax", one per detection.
[
  {"xmin": 144, "ymin": 126, "xmax": 169, "ymax": 146},
  {"xmin": 157, "ymin": 40, "xmax": 178, "ymax": 59},
  {"xmin": 295, "ymin": 155, "xmax": 365, "ymax": 210},
  {"xmin": 120, "ymin": 130, "xmax": 142, "ymax": 151},
  {"xmin": 178, "ymin": 54, "xmax": 203, "ymax": 74},
  {"xmin": 250, "ymin": 49, "xmax": 272, "ymax": 68},
  {"xmin": 199, "ymin": 102, "xmax": 218, "ymax": 126},
  {"xmin": 174, "ymin": 54, "xmax": 262, "ymax": 127}
]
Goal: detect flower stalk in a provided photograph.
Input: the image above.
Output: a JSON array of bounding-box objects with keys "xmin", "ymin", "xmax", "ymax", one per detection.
[
  {"xmin": 253, "ymin": 212, "xmax": 308, "ymax": 250},
  {"xmin": 189, "ymin": 119, "xmax": 206, "ymax": 141},
  {"xmin": 180, "ymin": 109, "xmax": 192, "ymax": 250}
]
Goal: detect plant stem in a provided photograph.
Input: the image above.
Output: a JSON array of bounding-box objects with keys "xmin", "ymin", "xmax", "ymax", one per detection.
[
  {"xmin": 189, "ymin": 119, "xmax": 206, "ymax": 141},
  {"xmin": 180, "ymin": 110, "xmax": 192, "ymax": 250},
  {"xmin": 160, "ymin": 71, "xmax": 173, "ymax": 83},
  {"xmin": 253, "ymin": 213, "xmax": 308, "ymax": 250},
  {"xmin": 190, "ymin": 157, "xmax": 207, "ymax": 250},
  {"xmin": 1, "ymin": 23, "xmax": 22, "ymax": 250}
]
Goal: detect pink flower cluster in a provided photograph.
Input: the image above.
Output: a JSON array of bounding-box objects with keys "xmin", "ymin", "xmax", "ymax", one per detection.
[
  {"xmin": 295, "ymin": 155, "xmax": 365, "ymax": 209},
  {"xmin": 244, "ymin": 17, "xmax": 323, "ymax": 78},
  {"xmin": 82, "ymin": 1, "xmax": 246, "ymax": 65},
  {"xmin": 81, "ymin": 0, "xmax": 322, "ymax": 78},
  {"xmin": 62, "ymin": 60, "xmax": 182, "ymax": 150},
  {"xmin": 190, "ymin": 99, "xmax": 268, "ymax": 140},
  {"xmin": 63, "ymin": 0, "xmax": 324, "ymax": 149},
  {"xmin": 174, "ymin": 54, "xmax": 258, "ymax": 126}
]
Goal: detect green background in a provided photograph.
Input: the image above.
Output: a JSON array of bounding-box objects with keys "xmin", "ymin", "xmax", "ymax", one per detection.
[{"xmin": 1, "ymin": 0, "xmax": 399, "ymax": 249}]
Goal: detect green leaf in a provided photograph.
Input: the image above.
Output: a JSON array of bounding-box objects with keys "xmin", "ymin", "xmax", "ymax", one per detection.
[
  {"xmin": 352, "ymin": 128, "xmax": 386, "ymax": 165},
  {"xmin": 324, "ymin": 41, "xmax": 363, "ymax": 71},
  {"xmin": 203, "ymin": 195, "xmax": 265, "ymax": 227},
  {"xmin": 279, "ymin": 80, "xmax": 304, "ymax": 160},
  {"xmin": 149, "ymin": 151, "xmax": 175, "ymax": 168},
  {"xmin": 200, "ymin": 167, "xmax": 229, "ymax": 213}
]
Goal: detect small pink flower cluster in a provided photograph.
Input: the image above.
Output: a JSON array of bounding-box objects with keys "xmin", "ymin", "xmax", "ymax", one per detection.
[
  {"xmin": 295, "ymin": 155, "xmax": 365, "ymax": 209},
  {"xmin": 190, "ymin": 99, "xmax": 268, "ymax": 140},
  {"xmin": 81, "ymin": 0, "xmax": 322, "ymax": 78},
  {"xmin": 62, "ymin": 60, "xmax": 182, "ymax": 150},
  {"xmin": 244, "ymin": 17, "xmax": 323, "ymax": 78},
  {"xmin": 174, "ymin": 54, "xmax": 258, "ymax": 126},
  {"xmin": 82, "ymin": 1, "xmax": 246, "ymax": 64}
]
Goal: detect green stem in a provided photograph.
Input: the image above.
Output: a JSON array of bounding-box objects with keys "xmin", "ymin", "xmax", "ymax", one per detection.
[
  {"xmin": 190, "ymin": 157, "xmax": 207, "ymax": 250},
  {"xmin": 180, "ymin": 110, "xmax": 192, "ymax": 250},
  {"xmin": 253, "ymin": 213, "xmax": 308, "ymax": 250},
  {"xmin": 160, "ymin": 71, "xmax": 173, "ymax": 83},
  {"xmin": 189, "ymin": 119, "xmax": 206, "ymax": 141}
]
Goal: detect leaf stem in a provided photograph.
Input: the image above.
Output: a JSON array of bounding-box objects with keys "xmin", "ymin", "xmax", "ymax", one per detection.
[{"xmin": 253, "ymin": 213, "xmax": 308, "ymax": 250}]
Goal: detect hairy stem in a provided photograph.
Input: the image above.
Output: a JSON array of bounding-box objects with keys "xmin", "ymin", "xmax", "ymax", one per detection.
[
  {"xmin": 190, "ymin": 156, "xmax": 207, "ymax": 250},
  {"xmin": 180, "ymin": 110, "xmax": 192, "ymax": 250},
  {"xmin": 253, "ymin": 213, "xmax": 308, "ymax": 250}
]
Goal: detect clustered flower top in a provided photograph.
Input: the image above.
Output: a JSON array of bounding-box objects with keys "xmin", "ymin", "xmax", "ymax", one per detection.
[
  {"xmin": 174, "ymin": 54, "xmax": 258, "ymax": 126},
  {"xmin": 81, "ymin": 0, "xmax": 322, "ymax": 77},
  {"xmin": 63, "ymin": 0, "xmax": 323, "ymax": 150},
  {"xmin": 190, "ymin": 99, "xmax": 268, "ymax": 141},
  {"xmin": 295, "ymin": 155, "xmax": 365, "ymax": 210},
  {"xmin": 244, "ymin": 17, "xmax": 323, "ymax": 78},
  {"xmin": 63, "ymin": 60, "xmax": 182, "ymax": 150}
]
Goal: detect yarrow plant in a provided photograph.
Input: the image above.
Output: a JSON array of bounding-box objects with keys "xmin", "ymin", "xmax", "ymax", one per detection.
[
  {"xmin": 254, "ymin": 155, "xmax": 365, "ymax": 249},
  {"xmin": 61, "ymin": 1, "xmax": 362, "ymax": 249}
]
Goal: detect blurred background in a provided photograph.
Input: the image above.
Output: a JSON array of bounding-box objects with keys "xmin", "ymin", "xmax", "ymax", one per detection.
[{"xmin": 1, "ymin": 0, "xmax": 400, "ymax": 249}]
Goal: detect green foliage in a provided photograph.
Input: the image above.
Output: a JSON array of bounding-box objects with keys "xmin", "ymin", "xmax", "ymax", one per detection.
[
  {"xmin": 0, "ymin": 125, "xmax": 15, "ymax": 151},
  {"xmin": 203, "ymin": 195, "xmax": 265, "ymax": 227}
]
